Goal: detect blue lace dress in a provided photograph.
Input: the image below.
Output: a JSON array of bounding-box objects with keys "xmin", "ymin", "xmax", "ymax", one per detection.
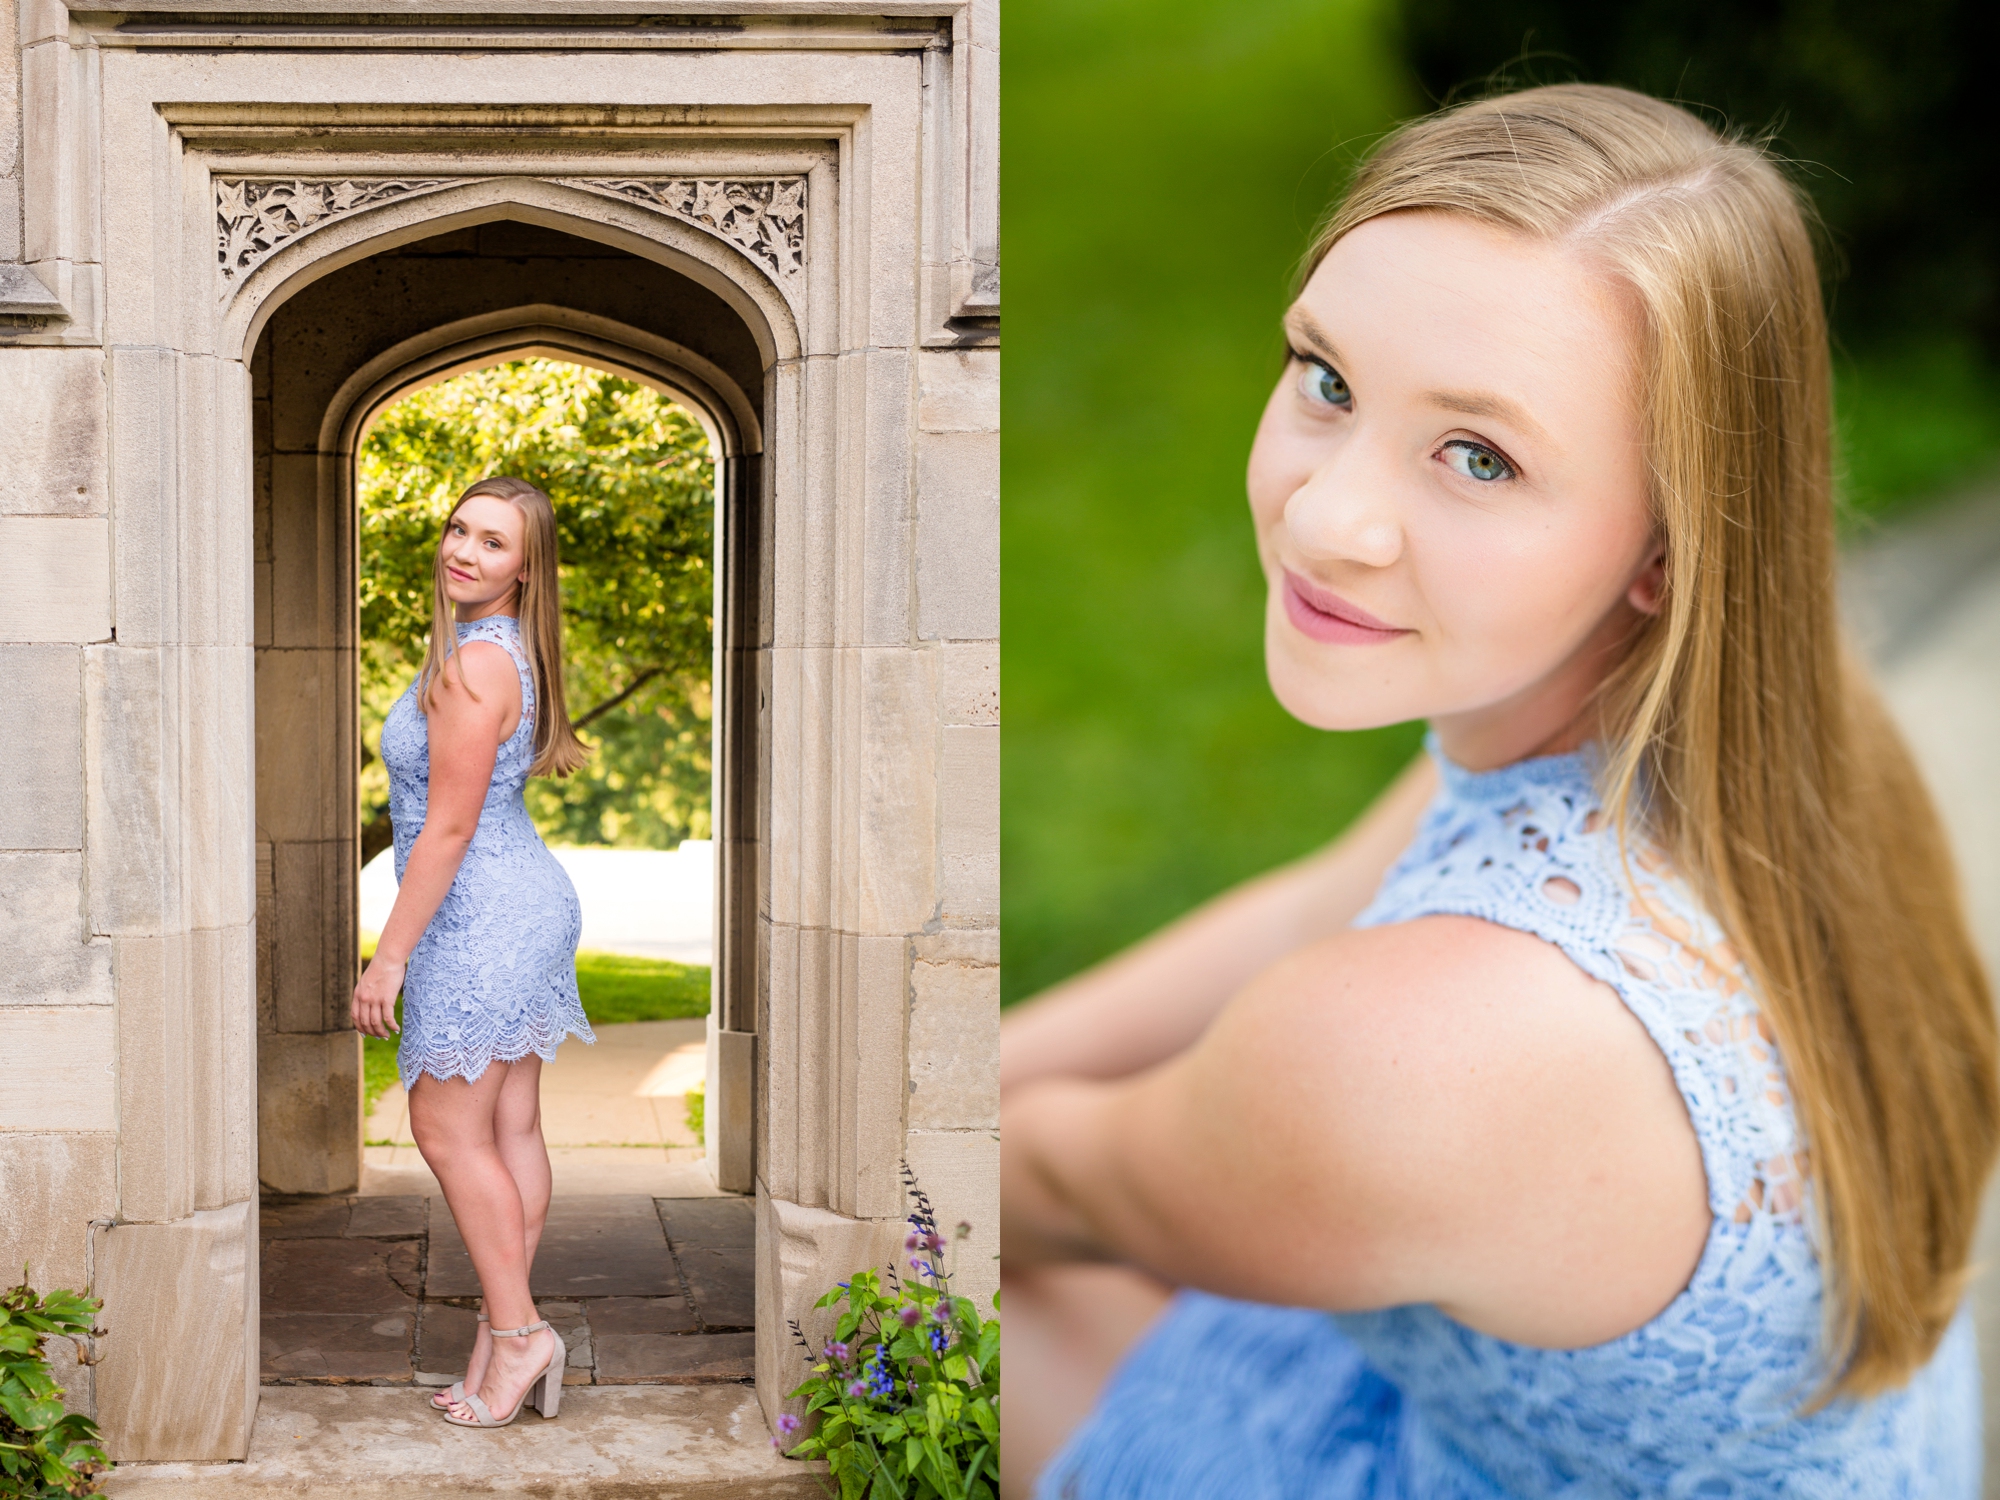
[
  {"xmin": 379, "ymin": 614, "xmax": 593, "ymax": 1090},
  {"xmin": 1039, "ymin": 737, "xmax": 1979, "ymax": 1499}
]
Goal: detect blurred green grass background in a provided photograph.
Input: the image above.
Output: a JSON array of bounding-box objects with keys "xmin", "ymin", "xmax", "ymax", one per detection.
[{"xmin": 1002, "ymin": 0, "xmax": 2000, "ymax": 1005}]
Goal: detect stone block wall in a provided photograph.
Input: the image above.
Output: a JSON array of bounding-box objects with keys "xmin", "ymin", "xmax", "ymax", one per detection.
[{"xmin": 0, "ymin": 295, "xmax": 120, "ymax": 1430}]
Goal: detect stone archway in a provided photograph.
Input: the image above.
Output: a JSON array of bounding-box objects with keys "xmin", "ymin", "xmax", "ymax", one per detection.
[
  {"xmin": 6, "ymin": 15, "xmax": 997, "ymax": 1464},
  {"xmin": 250, "ymin": 226, "xmax": 767, "ymax": 1204}
]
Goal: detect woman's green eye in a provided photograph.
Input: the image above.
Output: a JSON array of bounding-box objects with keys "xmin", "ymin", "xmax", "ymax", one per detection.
[
  {"xmin": 1298, "ymin": 361, "xmax": 1351, "ymax": 409},
  {"xmin": 1441, "ymin": 440, "xmax": 1514, "ymax": 483}
]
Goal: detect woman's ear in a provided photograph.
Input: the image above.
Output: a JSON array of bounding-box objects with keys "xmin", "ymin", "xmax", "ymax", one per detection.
[{"xmin": 1627, "ymin": 543, "xmax": 1666, "ymax": 616}]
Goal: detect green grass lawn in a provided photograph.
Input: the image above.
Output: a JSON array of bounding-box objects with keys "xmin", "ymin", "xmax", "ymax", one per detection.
[
  {"xmin": 358, "ymin": 943, "xmax": 711, "ymax": 1119},
  {"xmin": 1003, "ymin": 0, "xmax": 2000, "ymax": 1007}
]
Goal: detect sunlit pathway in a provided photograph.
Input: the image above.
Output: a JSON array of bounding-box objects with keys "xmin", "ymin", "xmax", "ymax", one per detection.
[
  {"xmin": 1847, "ymin": 485, "xmax": 2000, "ymax": 1496},
  {"xmin": 363, "ymin": 1019, "xmax": 711, "ymax": 1198}
]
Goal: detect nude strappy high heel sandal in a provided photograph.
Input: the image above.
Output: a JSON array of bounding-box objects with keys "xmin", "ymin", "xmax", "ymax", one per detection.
[
  {"xmin": 430, "ymin": 1311, "xmax": 488, "ymax": 1410},
  {"xmin": 440, "ymin": 1319, "xmax": 564, "ymax": 1428}
]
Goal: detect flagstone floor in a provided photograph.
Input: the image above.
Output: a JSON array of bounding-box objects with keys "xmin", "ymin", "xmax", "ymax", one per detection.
[{"xmin": 259, "ymin": 1193, "xmax": 755, "ymax": 1388}]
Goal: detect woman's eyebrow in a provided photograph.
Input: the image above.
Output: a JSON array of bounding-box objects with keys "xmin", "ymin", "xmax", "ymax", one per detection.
[
  {"xmin": 1424, "ymin": 389, "xmax": 1553, "ymax": 447},
  {"xmin": 1283, "ymin": 309, "xmax": 1346, "ymax": 366}
]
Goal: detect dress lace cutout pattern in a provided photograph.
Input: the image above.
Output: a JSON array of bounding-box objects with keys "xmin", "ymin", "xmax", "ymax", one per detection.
[
  {"xmin": 378, "ymin": 616, "xmax": 593, "ymax": 1090},
  {"xmin": 1037, "ymin": 735, "xmax": 1979, "ymax": 1500}
]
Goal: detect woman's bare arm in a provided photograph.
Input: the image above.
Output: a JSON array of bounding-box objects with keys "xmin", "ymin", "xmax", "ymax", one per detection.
[
  {"xmin": 351, "ymin": 642, "xmax": 520, "ymax": 1039},
  {"xmin": 1001, "ymin": 914, "xmax": 1712, "ymax": 1350},
  {"xmin": 999, "ymin": 751, "xmax": 1437, "ymax": 1095}
]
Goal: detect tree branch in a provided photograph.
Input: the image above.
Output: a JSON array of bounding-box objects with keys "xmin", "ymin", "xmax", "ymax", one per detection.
[{"xmin": 573, "ymin": 667, "xmax": 664, "ymax": 731}]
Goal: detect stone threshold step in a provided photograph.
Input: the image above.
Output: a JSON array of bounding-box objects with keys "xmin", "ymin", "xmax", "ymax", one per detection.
[{"xmin": 101, "ymin": 1385, "xmax": 824, "ymax": 1499}]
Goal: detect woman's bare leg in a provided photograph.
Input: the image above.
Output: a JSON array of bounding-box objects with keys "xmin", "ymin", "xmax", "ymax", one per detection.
[
  {"xmin": 439, "ymin": 1054, "xmax": 554, "ymax": 1404},
  {"xmin": 1000, "ymin": 1264, "xmax": 1174, "ymax": 1500},
  {"xmin": 408, "ymin": 1062, "xmax": 559, "ymax": 1419}
]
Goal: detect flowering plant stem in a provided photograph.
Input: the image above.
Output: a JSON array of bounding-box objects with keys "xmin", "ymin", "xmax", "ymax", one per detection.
[{"xmin": 780, "ymin": 1164, "xmax": 1001, "ymax": 1499}]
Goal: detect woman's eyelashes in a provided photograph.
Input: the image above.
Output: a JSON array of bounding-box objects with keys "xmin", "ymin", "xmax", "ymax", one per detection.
[
  {"xmin": 1293, "ymin": 354, "xmax": 1352, "ymax": 411},
  {"xmin": 1437, "ymin": 438, "xmax": 1517, "ymax": 484}
]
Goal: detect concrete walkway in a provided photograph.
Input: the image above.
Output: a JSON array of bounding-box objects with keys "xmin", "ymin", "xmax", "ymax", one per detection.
[
  {"xmin": 364, "ymin": 1019, "xmax": 710, "ymax": 1197},
  {"xmin": 1846, "ymin": 484, "xmax": 2000, "ymax": 1493},
  {"xmin": 101, "ymin": 1386, "xmax": 819, "ymax": 1498}
]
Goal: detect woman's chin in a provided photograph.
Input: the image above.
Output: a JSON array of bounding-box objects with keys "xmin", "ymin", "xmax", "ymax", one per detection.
[{"xmin": 1265, "ymin": 657, "xmax": 1422, "ymax": 734}]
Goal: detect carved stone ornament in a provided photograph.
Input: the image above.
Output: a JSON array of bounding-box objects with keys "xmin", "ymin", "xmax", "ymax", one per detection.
[
  {"xmin": 214, "ymin": 175, "xmax": 808, "ymax": 299},
  {"xmin": 562, "ymin": 177, "xmax": 808, "ymax": 283},
  {"xmin": 216, "ymin": 178, "xmax": 466, "ymax": 293}
]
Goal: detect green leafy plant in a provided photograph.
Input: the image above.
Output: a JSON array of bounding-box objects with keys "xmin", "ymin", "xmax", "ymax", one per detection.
[
  {"xmin": 780, "ymin": 1166, "xmax": 1000, "ymax": 1499},
  {"xmin": 0, "ymin": 1273, "xmax": 110, "ymax": 1499}
]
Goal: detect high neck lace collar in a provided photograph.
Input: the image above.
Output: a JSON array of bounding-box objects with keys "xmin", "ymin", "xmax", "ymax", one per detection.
[
  {"xmin": 1425, "ymin": 729, "xmax": 1600, "ymax": 806},
  {"xmin": 455, "ymin": 614, "xmax": 520, "ymax": 636}
]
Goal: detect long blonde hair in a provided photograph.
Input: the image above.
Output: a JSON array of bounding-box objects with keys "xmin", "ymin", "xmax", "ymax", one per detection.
[
  {"xmin": 1309, "ymin": 83, "xmax": 1997, "ymax": 1400},
  {"xmin": 417, "ymin": 475, "xmax": 590, "ymax": 778}
]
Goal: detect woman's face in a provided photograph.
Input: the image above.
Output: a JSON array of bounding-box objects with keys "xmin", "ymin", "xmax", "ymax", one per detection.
[
  {"xmin": 1246, "ymin": 210, "xmax": 1662, "ymax": 769},
  {"xmin": 441, "ymin": 494, "xmax": 528, "ymax": 616}
]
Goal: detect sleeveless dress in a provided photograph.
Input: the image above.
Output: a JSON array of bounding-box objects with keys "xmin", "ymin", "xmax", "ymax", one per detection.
[
  {"xmin": 1039, "ymin": 736, "xmax": 1979, "ymax": 1499},
  {"xmin": 379, "ymin": 614, "xmax": 593, "ymax": 1090}
]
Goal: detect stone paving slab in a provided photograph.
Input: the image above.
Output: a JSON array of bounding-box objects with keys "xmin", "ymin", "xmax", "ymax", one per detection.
[
  {"xmin": 597, "ymin": 1332, "xmax": 756, "ymax": 1384},
  {"xmin": 348, "ymin": 1196, "xmax": 429, "ymax": 1239},
  {"xmin": 663, "ymin": 1198, "xmax": 757, "ymax": 1330},
  {"xmin": 593, "ymin": 1295, "xmax": 699, "ymax": 1337},
  {"xmin": 100, "ymin": 1385, "xmax": 822, "ymax": 1499},
  {"xmin": 661, "ymin": 1198, "xmax": 757, "ymax": 1252},
  {"xmin": 260, "ymin": 1195, "xmax": 751, "ymax": 1388},
  {"xmin": 426, "ymin": 1194, "xmax": 683, "ymax": 1300},
  {"xmin": 261, "ymin": 1312, "xmax": 416, "ymax": 1383},
  {"xmin": 262, "ymin": 1238, "xmax": 421, "ymax": 1316}
]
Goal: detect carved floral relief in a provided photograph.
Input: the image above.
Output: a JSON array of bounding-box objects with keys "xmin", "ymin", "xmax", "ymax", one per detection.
[
  {"xmin": 216, "ymin": 178, "xmax": 464, "ymax": 291},
  {"xmin": 561, "ymin": 177, "xmax": 808, "ymax": 283},
  {"xmin": 214, "ymin": 175, "xmax": 810, "ymax": 300}
]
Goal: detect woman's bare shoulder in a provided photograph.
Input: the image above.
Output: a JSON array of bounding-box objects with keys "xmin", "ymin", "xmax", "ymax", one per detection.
[{"xmin": 1101, "ymin": 913, "xmax": 1712, "ymax": 1347}]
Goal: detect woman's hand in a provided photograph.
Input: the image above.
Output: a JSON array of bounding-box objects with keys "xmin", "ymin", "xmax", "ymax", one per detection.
[{"xmin": 352, "ymin": 954, "xmax": 406, "ymax": 1039}]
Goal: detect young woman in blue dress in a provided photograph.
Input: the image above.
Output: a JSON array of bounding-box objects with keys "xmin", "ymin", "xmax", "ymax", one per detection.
[
  {"xmin": 1001, "ymin": 85, "xmax": 1999, "ymax": 1496},
  {"xmin": 352, "ymin": 475, "xmax": 595, "ymax": 1430}
]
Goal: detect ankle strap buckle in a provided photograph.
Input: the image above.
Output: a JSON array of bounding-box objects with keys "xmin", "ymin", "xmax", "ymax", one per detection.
[{"xmin": 489, "ymin": 1319, "xmax": 550, "ymax": 1338}]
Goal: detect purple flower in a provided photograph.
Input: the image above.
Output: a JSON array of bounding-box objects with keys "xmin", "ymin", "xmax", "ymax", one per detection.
[
  {"xmin": 933, "ymin": 1300, "xmax": 952, "ymax": 1324},
  {"xmin": 898, "ymin": 1304, "xmax": 923, "ymax": 1328},
  {"xmin": 823, "ymin": 1340, "xmax": 850, "ymax": 1362},
  {"xmin": 910, "ymin": 1258, "xmax": 925, "ymax": 1273},
  {"xmin": 923, "ymin": 1231, "xmax": 946, "ymax": 1253},
  {"xmin": 848, "ymin": 1379, "xmax": 868, "ymax": 1398},
  {"xmin": 777, "ymin": 1412, "xmax": 801, "ymax": 1436},
  {"xmin": 903, "ymin": 1230, "xmax": 924, "ymax": 1252}
]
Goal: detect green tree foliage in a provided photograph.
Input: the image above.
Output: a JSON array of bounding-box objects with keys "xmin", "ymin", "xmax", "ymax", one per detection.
[
  {"xmin": 358, "ymin": 359, "xmax": 714, "ymax": 856},
  {"xmin": 1399, "ymin": 0, "xmax": 2000, "ymax": 355}
]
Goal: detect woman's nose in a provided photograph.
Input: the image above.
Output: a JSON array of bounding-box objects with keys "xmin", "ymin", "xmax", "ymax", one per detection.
[{"xmin": 1283, "ymin": 430, "xmax": 1405, "ymax": 569}]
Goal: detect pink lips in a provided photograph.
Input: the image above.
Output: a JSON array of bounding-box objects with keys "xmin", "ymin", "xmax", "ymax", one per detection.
[{"xmin": 1281, "ymin": 569, "xmax": 1410, "ymax": 645}]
